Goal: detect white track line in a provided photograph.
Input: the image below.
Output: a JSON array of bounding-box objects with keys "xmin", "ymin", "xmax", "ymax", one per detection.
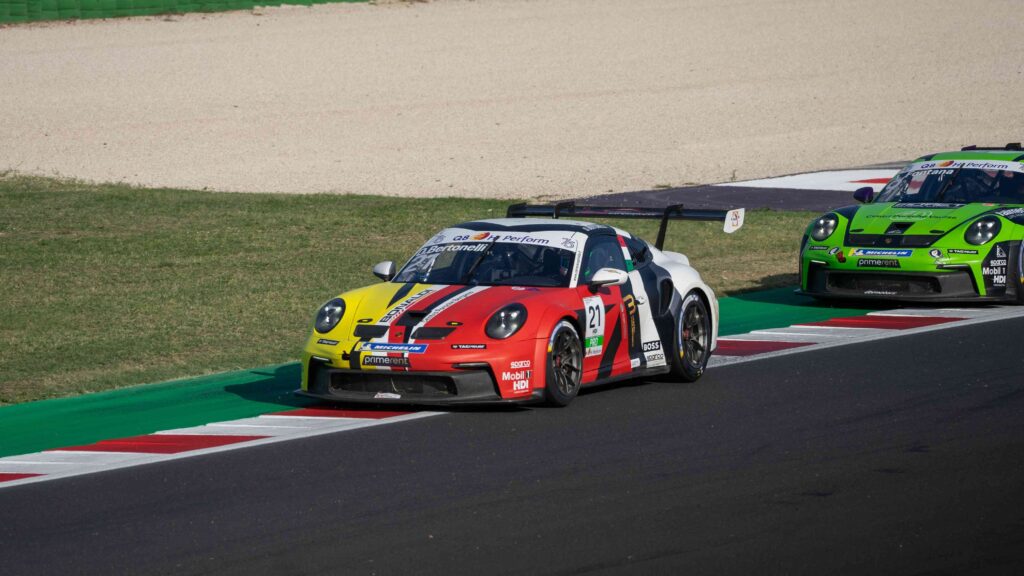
[
  {"xmin": 0, "ymin": 412, "xmax": 440, "ymax": 489},
  {"xmin": 720, "ymin": 169, "xmax": 898, "ymax": 191},
  {"xmin": 710, "ymin": 306, "xmax": 1024, "ymax": 368}
]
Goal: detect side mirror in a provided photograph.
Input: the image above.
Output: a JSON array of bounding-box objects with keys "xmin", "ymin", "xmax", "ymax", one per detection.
[
  {"xmin": 373, "ymin": 261, "xmax": 396, "ymax": 281},
  {"xmin": 853, "ymin": 186, "xmax": 874, "ymax": 204},
  {"xmin": 588, "ymin": 267, "xmax": 628, "ymax": 290}
]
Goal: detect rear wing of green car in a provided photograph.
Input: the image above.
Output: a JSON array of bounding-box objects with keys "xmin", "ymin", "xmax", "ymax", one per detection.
[{"xmin": 506, "ymin": 202, "xmax": 745, "ymax": 250}]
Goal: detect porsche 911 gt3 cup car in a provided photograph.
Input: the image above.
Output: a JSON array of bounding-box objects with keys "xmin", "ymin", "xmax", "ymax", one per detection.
[
  {"xmin": 301, "ymin": 203, "xmax": 745, "ymax": 406},
  {"xmin": 800, "ymin": 144, "xmax": 1024, "ymax": 303}
]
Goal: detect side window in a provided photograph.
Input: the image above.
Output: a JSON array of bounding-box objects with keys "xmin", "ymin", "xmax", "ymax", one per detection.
[
  {"xmin": 624, "ymin": 236, "xmax": 651, "ymax": 268},
  {"xmin": 580, "ymin": 235, "xmax": 627, "ymax": 283}
]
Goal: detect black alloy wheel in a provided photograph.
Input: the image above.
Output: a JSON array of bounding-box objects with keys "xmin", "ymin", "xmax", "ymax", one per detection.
[
  {"xmin": 545, "ymin": 320, "xmax": 583, "ymax": 406},
  {"xmin": 670, "ymin": 291, "xmax": 710, "ymax": 382}
]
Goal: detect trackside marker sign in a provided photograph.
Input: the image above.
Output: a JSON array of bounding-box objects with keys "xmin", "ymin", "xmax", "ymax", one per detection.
[{"xmin": 724, "ymin": 208, "xmax": 745, "ymax": 234}]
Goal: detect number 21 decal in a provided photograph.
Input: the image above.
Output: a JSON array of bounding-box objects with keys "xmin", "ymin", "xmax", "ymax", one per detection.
[{"xmin": 582, "ymin": 296, "xmax": 605, "ymax": 357}]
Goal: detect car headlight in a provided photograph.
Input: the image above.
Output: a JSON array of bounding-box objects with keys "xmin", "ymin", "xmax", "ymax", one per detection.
[
  {"xmin": 810, "ymin": 214, "xmax": 839, "ymax": 241},
  {"xmin": 964, "ymin": 217, "xmax": 1001, "ymax": 246},
  {"xmin": 485, "ymin": 304, "xmax": 527, "ymax": 339},
  {"xmin": 314, "ymin": 298, "xmax": 346, "ymax": 334}
]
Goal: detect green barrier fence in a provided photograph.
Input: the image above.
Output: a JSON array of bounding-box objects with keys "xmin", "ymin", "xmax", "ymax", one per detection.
[{"xmin": 0, "ymin": 0, "xmax": 364, "ymax": 24}]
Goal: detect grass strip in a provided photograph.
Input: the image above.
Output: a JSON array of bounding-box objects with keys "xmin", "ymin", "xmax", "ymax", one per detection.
[{"xmin": 1, "ymin": 174, "xmax": 818, "ymax": 404}]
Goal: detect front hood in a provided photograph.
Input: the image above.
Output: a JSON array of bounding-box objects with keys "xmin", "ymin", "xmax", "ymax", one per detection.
[
  {"xmin": 325, "ymin": 282, "xmax": 565, "ymax": 343},
  {"xmin": 845, "ymin": 202, "xmax": 1000, "ymax": 236}
]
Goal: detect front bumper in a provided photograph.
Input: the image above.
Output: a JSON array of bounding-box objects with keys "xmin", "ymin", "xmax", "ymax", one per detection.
[
  {"xmin": 301, "ymin": 358, "xmax": 544, "ymax": 406},
  {"xmin": 799, "ymin": 239, "xmax": 1022, "ymax": 303},
  {"xmin": 800, "ymin": 261, "xmax": 1019, "ymax": 303}
]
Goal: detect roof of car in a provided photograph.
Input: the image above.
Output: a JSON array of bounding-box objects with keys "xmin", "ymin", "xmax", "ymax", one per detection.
[
  {"xmin": 916, "ymin": 147, "xmax": 1024, "ymax": 163},
  {"xmin": 455, "ymin": 218, "xmax": 617, "ymax": 235}
]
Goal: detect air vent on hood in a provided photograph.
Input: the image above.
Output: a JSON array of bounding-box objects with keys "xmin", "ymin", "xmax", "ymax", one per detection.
[
  {"xmin": 354, "ymin": 325, "xmax": 389, "ymax": 339},
  {"xmin": 411, "ymin": 327, "xmax": 456, "ymax": 340},
  {"xmin": 884, "ymin": 222, "xmax": 914, "ymax": 235},
  {"xmin": 395, "ymin": 310, "xmax": 429, "ymax": 327},
  {"xmin": 846, "ymin": 233, "xmax": 942, "ymax": 248}
]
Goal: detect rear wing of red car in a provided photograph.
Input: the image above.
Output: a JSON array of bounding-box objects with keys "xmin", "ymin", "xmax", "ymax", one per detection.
[{"xmin": 506, "ymin": 202, "xmax": 745, "ymax": 250}]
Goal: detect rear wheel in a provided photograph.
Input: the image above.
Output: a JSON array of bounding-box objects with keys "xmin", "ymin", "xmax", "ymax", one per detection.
[
  {"xmin": 670, "ymin": 291, "xmax": 711, "ymax": 382},
  {"xmin": 545, "ymin": 320, "xmax": 583, "ymax": 406}
]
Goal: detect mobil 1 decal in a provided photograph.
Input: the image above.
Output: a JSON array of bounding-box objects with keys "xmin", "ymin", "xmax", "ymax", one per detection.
[
  {"xmin": 981, "ymin": 242, "xmax": 1013, "ymax": 296},
  {"xmin": 582, "ymin": 295, "xmax": 605, "ymax": 357}
]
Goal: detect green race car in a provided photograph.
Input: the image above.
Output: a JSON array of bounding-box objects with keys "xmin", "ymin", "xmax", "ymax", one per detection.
[{"xmin": 800, "ymin": 144, "xmax": 1024, "ymax": 303}]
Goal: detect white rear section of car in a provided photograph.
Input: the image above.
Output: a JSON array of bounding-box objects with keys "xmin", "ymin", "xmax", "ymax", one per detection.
[{"xmin": 650, "ymin": 247, "xmax": 719, "ymax": 352}]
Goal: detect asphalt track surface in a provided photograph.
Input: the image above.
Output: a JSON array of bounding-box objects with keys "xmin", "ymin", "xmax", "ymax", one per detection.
[
  {"xmin": 584, "ymin": 162, "xmax": 910, "ymax": 212},
  {"xmin": 3, "ymin": 317, "xmax": 1023, "ymax": 575}
]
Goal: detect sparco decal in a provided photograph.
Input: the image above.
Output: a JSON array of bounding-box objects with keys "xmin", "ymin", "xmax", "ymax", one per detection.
[
  {"xmin": 642, "ymin": 340, "xmax": 664, "ymax": 364},
  {"xmin": 644, "ymin": 352, "xmax": 664, "ymax": 363}
]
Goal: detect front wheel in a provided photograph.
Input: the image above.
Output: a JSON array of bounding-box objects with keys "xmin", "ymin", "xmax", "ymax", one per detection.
[
  {"xmin": 1017, "ymin": 246, "xmax": 1024, "ymax": 305},
  {"xmin": 545, "ymin": 320, "xmax": 583, "ymax": 406},
  {"xmin": 669, "ymin": 291, "xmax": 711, "ymax": 382}
]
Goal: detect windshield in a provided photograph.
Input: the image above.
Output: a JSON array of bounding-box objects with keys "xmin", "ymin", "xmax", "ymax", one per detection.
[
  {"xmin": 876, "ymin": 168, "xmax": 1024, "ymax": 204},
  {"xmin": 394, "ymin": 241, "xmax": 576, "ymax": 287}
]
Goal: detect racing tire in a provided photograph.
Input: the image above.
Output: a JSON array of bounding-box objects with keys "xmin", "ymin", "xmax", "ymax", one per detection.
[
  {"xmin": 1017, "ymin": 245, "xmax": 1024, "ymax": 305},
  {"xmin": 669, "ymin": 291, "xmax": 711, "ymax": 382},
  {"xmin": 544, "ymin": 320, "xmax": 583, "ymax": 407}
]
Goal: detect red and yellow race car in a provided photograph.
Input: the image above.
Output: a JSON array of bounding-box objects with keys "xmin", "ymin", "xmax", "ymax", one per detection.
[{"xmin": 300, "ymin": 203, "xmax": 744, "ymax": 406}]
